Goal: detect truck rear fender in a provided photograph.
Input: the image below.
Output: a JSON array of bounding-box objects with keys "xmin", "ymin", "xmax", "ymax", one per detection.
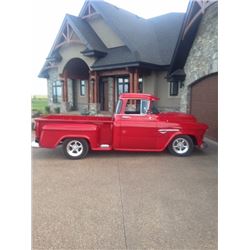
[{"xmin": 39, "ymin": 123, "xmax": 98, "ymax": 149}]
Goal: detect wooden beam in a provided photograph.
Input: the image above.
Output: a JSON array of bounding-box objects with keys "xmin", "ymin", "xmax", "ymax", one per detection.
[
  {"xmin": 183, "ymin": 0, "xmax": 216, "ymax": 39},
  {"xmin": 91, "ymin": 71, "xmax": 99, "ymax": 103},
  {"xmin": 66, "ymin": 23, "xmax": 69, "ymax": 41},
  {"xmin": 55, "ymin": 40, "xmax": 83, "ymax": 50},
  {"xmin": 81, "ymin": 12, "xmax": 99, "ymax": 20},
  {"xmin": 69, "ymin": 28, "xmax": 74, "ymax": 40},
  {"xmin": 182, "ymin": 8, "xmax": 203, "ymax": 39},
  {"xmin": 95, "ymin": 72, "xmax": 99, "ymax": 104},
  {"xmin": 98, "ymin": 69, "xmax": 129, "ymax": 77},
  {"xmin": 88, "ymin": 76, "xmax": 90, "ymax": 107},
  {"xmin": 62, "ymin": 32, "xmax": 67, "ymax": 41}
]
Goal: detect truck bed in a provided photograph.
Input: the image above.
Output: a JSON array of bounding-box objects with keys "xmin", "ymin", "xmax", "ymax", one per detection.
[
  {"xmin": 35, "ymin": 115, "xmax": 113, "ymax": 149},
  {"xmin": 36, "ymin": 115, "xmax": 113, "ymax": 123}
]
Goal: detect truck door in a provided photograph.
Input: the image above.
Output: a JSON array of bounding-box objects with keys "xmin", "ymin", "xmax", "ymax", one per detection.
[{"xmin": 115, "ymin": 99, "xmax": 158, "ymax": 150}]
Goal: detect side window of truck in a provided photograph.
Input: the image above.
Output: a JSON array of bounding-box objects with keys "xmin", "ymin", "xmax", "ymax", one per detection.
[
  {"xmin": 141, "ymin": 100, "xmax": 150, "ymax": 114},
  {"xmin": 115, "ymin": 100, "xmax": 123, "ymax": 114},
  {"xmin": 125, "ymin": 99, "xmax": 149, "ymax": 114}
]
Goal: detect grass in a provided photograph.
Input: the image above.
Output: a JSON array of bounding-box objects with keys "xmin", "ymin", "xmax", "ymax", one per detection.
[{"xmin": 32, "ymin": 96, "xmax": 48, "ymax": 113}]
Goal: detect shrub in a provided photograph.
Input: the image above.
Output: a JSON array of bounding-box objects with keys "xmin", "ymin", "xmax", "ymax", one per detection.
[
  {"xmin": 54, "ymin": 107, "xmax": 60, "ymax": 114},
  {"xmin": 45, "ymin": 106, "xmax": 51, "ymax": 114},
  {"xmin": 32, "ymin": 110, "xmax": 42, "ymax": 118}
]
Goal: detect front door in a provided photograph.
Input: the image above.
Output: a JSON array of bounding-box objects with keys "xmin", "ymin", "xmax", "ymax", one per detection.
[
  {"xmin": 119, "ymin": 115, "xmax": 157, "ymax": 149},
  {"xmin": 99, "ymin": 79, "xmax": 109, "ymax": 111},
  {"xmin": 115, "ymin": 99, "xmax": 158, "ymax": 150}
]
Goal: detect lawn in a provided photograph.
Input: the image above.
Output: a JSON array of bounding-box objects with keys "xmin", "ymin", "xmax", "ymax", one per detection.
[{"xmin": 32, "ymin": 96, "xmax": 48, "ymax": 113}]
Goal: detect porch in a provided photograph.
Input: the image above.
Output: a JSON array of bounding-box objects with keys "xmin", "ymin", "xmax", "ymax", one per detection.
[{"xmin": 59, "ymin": 58, "xmax": 145, "ymax": 114}]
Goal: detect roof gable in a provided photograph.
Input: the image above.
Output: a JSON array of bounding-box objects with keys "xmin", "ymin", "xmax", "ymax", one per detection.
[
  {"xmin": 79, "ymin": 0, "xmax": 184, "ymax": 66},
  {"xmin": 39, "ymin": 14, "xmax": 107, "ymax": 77}
]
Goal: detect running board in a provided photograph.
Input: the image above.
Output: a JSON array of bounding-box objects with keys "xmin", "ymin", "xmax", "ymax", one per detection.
[{"xmin": 92, "ymin": 144, "xmax": 112, "ymax": 151}]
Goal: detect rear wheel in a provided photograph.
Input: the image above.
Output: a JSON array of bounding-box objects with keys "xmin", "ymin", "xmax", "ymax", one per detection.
[
  {"xmin": 63, "ymin": 138, "xmax": 89, "ymax": 160},
  {"xmin": 168, "ymin": 135, "xmax": 194, "ymax": 157}
]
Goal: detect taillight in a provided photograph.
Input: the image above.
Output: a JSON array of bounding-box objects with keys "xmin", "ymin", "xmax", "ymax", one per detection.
[{"xmin": 35, "ymin": 120, "xmax": 40, "ymax": 138}]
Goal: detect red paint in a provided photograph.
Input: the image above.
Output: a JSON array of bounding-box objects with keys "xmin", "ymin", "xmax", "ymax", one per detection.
[{"xmin": 34, "ymin": 93, "xmax": 208, "ymax": 154}]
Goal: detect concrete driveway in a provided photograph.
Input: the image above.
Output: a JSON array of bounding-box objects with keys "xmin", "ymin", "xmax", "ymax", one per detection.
[{"xmin": 32, "ymin": 139, "xmax": 217, "ymax": 250}]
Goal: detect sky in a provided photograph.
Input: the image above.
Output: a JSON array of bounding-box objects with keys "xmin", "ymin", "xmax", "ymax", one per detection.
[{"xmin": 31, "ymin": 0, "xmax": 189, "ymax": 96}]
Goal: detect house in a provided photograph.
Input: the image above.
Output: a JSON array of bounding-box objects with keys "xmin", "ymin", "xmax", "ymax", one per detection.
[
  {"xmin": 168, "ymin": 0, "xmax": 218, "ymax": 141},
  {"xmin": 38, "ymin": 0, "xmax": 185, "ymax": 115}
]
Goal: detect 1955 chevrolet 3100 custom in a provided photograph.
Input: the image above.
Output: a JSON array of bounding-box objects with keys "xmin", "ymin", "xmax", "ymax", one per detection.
[{"xmin": 32, "ymin": 93, "xmax": 208, "ymax": 159}]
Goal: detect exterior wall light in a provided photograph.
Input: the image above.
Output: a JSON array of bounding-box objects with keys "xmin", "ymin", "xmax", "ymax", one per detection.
[{"xmin": 90, "ymin": 79, "xmax": 95, "ymax": 85}]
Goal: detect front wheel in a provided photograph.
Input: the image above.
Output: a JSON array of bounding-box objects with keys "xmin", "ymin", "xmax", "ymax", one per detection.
[
  {"xmin": 63, "ymin": 138, "xmax": 89, "ymax": 160},
  {"xmin": 168, "ymin": 135, "xmax": 194, "ymax": 157}
]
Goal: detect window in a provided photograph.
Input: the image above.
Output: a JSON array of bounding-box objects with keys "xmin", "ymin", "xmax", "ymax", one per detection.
[
  {"xmin": 52, "ymin": 80, "xmax": 62, "ymax": 103},
  {"xmin": 80, "ymin": 80, "xmax": 86, "ymax": 96},
  {"xmin": 117, "ymin": 77, "xmax": 130, "ymax": 97},
  {"xmin": 124, "ymin": 99, "xmax": 150, "ymax": 115},
  {"xmin": 169, "ymin": 81, "xmax": 179, "ymax": 96}
]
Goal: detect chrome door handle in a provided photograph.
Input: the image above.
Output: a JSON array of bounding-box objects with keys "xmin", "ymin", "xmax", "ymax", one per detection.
[{"xmin": 121, "ymin": 115, "xmax": 131, "ymax": 119}]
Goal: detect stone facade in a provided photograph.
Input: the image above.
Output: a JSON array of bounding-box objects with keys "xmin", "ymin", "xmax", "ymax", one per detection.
[
  {"xmin": 47, "ymin": 68, "xmax": 62, "ymax": 112},
  {"xmin": 180, "ymin": 3, "xmax": 218, "ymax": 112}
]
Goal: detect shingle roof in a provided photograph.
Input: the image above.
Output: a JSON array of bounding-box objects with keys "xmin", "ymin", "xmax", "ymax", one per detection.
[
  {"xmin": 92, "ymin": 46, "xmax": 137, "ymax": 70},
  {"xmin": 148, "ymin": 13, "xmax": 185, "ymax": 65},
  {"xmin": 88, "ymin": 1, "xmax": 184, "ymax": 66}
]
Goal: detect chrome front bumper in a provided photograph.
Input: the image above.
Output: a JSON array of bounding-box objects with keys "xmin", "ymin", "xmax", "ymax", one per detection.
[
  {"xmin": 31, "ymin": 141, "xmax": 40, "ymax": 148},
  {"xmin": 200, "ymin": 141, "xmax": 208, "ymax": 149}
]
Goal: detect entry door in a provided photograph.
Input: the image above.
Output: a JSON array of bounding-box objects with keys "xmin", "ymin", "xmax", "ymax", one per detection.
[{"xmin": 99, "ymin": 79, "xmax": 109, "ymax": 111}]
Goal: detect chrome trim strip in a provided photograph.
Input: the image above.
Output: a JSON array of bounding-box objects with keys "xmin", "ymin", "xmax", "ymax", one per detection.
[{"xmin": 158, "ymin": 128, "xmax": 180, "ymax": 134}]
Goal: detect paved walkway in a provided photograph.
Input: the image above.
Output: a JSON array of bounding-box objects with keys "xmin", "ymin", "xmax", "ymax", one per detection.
[{"xmin": 32, "ymin": 139, "xmax": 217, "ymax": 250}]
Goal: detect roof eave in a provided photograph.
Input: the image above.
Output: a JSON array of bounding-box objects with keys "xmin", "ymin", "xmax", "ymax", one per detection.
[{"xmin": 91, "ymin": 61, "xmax": 169, "ymax": 71}]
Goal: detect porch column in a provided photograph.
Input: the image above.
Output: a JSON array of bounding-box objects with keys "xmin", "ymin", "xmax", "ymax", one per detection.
[
  {"xmin": 129, "ymin": 71, "xmax": 134, "ymax": 93},
  {"xmin": 112, "ymin": 77, "xmax": 115, "ymax": 111},
  {"xmin": 134, "ymin": 69, "xmax": 139, "ymax": 93},
  {"xmin": 89, "ymin": 71, "xmax": 100, "ymax": 114},
  {"xmin": 63, "ymin": 70, "xmax": 68, "ymax": 102},
  {"xmin": 94, "ymin": 71, "xmax": 99, "ymax": 103}
]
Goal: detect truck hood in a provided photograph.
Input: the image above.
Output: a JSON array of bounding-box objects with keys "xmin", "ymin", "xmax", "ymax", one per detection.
[{"xmin": 158, "ymin": 112, "xmax": 197, "ymax": 123}]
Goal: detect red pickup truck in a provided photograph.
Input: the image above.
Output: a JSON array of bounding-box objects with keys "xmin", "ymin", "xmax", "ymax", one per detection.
[{"xmin": 32, "ymin": 93, "xmax": 208, "ymax": 159}]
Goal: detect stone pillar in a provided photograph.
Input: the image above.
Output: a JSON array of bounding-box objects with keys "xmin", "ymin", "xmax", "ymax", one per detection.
[
  {"xmin": 108, "ymin": 77, "xmax": 114, "ymax": 113},
  {"xmin": 88, "ymin": 71, "xmax": 100, "ymax": 115},
  {"xmin": 133, "ymin": 69, "xmax": 139, "ymax": 93}
]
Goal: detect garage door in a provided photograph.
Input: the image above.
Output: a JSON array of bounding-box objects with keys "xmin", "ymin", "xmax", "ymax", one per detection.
[{"xmin": 190, "ymin": 73, "xmax": 218, "ymax": 141}]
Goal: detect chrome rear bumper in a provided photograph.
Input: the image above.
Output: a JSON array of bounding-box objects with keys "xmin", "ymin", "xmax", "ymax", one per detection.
[{"xmin": 31, "ymin": 141, "xmax": 40, "ymax": 148}]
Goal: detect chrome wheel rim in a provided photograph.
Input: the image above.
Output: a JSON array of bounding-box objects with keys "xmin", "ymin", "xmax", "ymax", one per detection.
[
  {"xmin": 172, "ymin": 138, "xmax": 189, "ymax": 154},
  {"xmin": 66, "ymin": 140, "xmax": 83, "ymax": 157}
]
